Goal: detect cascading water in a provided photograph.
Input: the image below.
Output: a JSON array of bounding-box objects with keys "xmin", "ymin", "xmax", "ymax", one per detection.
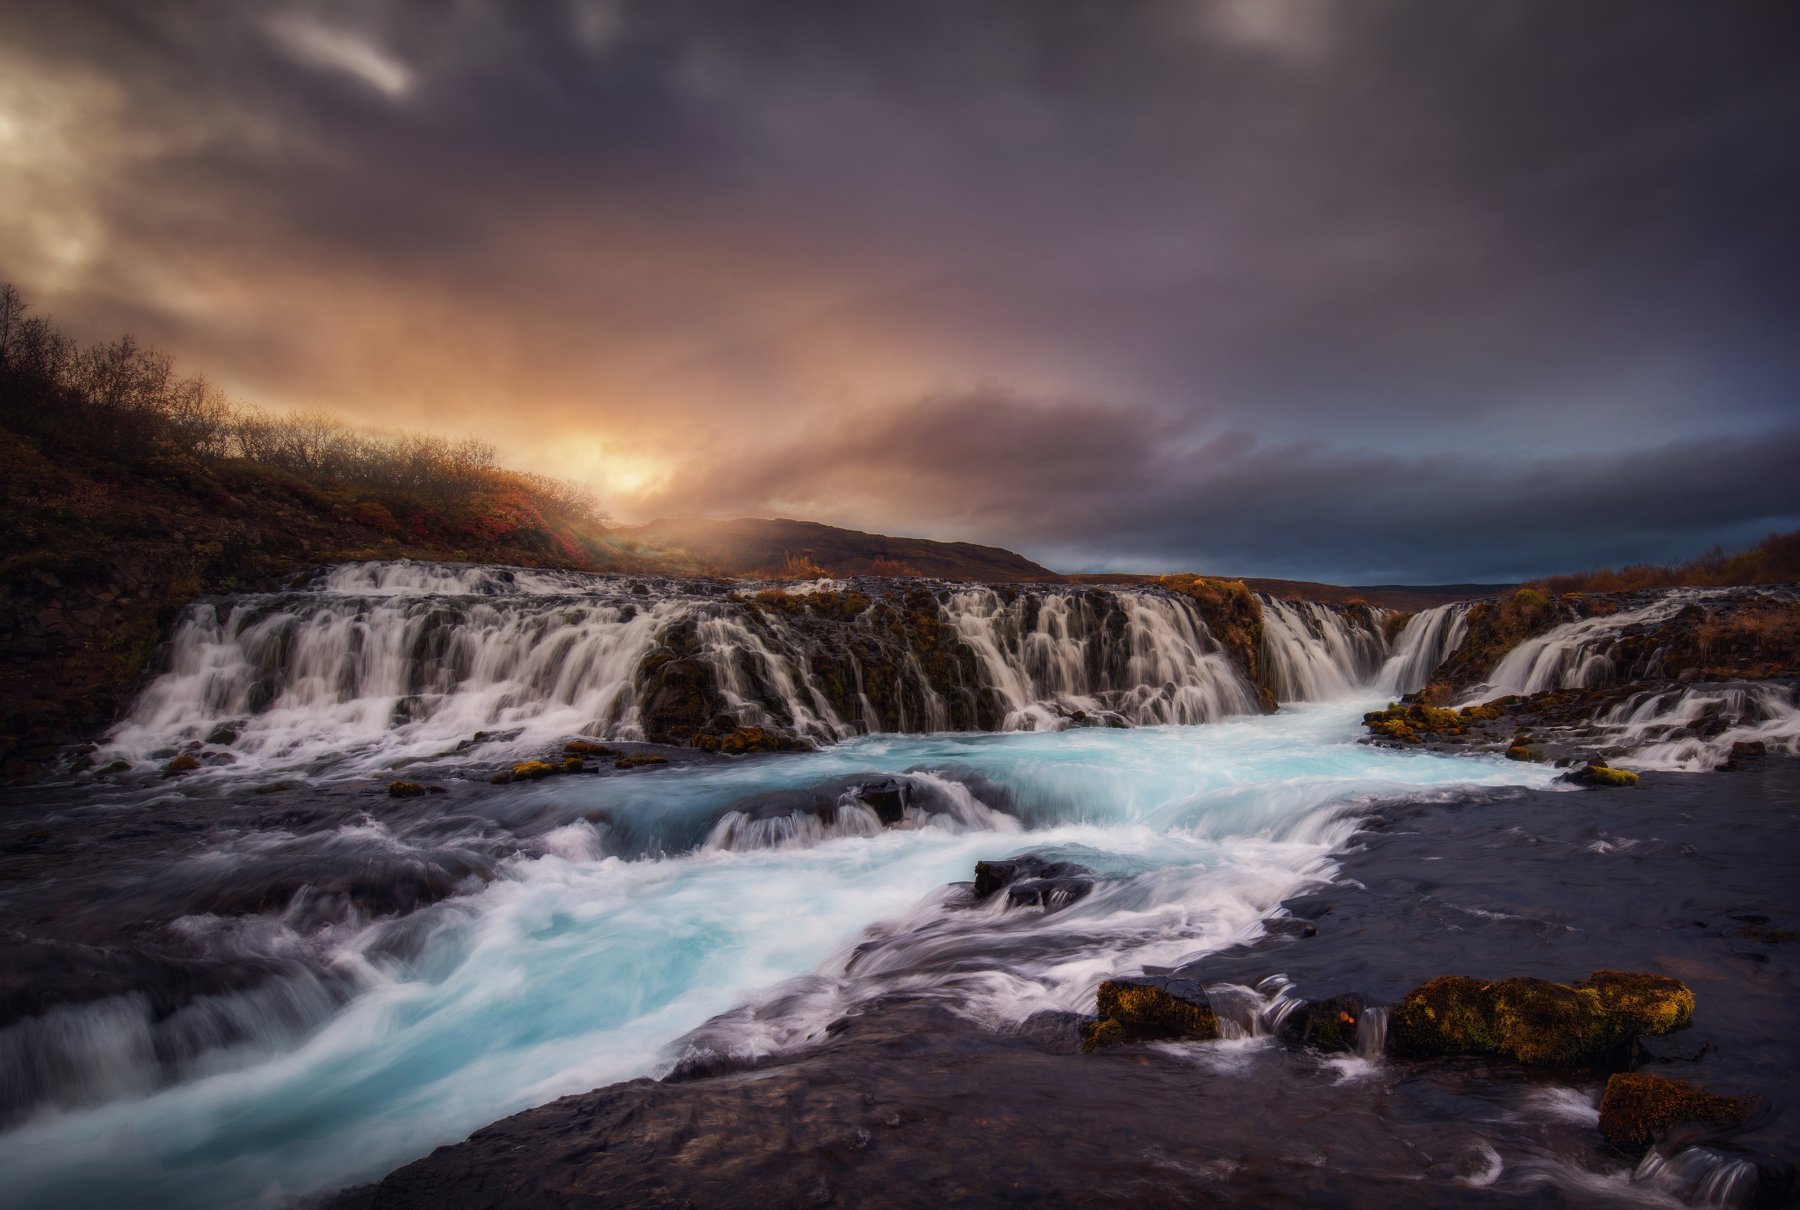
[
  {"xmin": 1473, "ymin": 588, "xmax": 1738, "ymax": 700},
  {"xmin": 1258, "ymin": 597, "xmax": 1389, "ymax": 701},
  {"xmin": 938, "ymin": 587, "xmax": 1263, "ymax": 728},
  {"xmin": 105, "ymin": 563, "xmax": 1405, "ymax": 778},
  {"xmin": 1375, "ymin": 602, "xmax": 1471, "ymax": 696},
  {"xmin": 1594, "ymin": 683, "xmax": 1800, "ymax": 770}
]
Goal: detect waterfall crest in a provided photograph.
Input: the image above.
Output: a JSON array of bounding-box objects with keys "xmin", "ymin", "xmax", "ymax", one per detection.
[{"xmin": 103, "ymin": 561, "xmax": 1415, "ymax": 776}]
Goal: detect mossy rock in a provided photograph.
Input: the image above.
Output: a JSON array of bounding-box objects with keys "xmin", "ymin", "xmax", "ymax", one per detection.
[
  {"xmin": 164, "ymin": 753, "xmax": 200, "ymax": 775},
  {"xmin": 563, "ymin": 740, "xmax": 614, "ymax": 756},
  {"xmin": 718, "ymin": 725, "xmax": 781, "ymax": 756},
  {"xmin": 1084, "ymin": 978, "xmax": 1218, "ymax": 1051},
  {"xmin": 388, "ymin": 780, "xmax": 427, "ymax": 798},
  {"xmin": 614, "ymin": 754, "xmax": 669, "ymax": 770},
  {"xmin": 1390, "ymin": 970, "xmax": 1692, "ymax": 1068},
  {"xmin": 511, "ymin": 759, "xmax": 558, "ymax": 780},
  {"xmin": 1598, "ymin": 1072, "xmax": 1755, "ymax": 1152},
  {"xmin": 1568, "ymin": 764, "xmax": 1639, "ymax": 788},
  {"xmin": 1582, "ymin": 970, "xmax": 1693, "ymax": 1035},
  {"xmin": 1506, "ymin": 744, "xmax": 1534, "ymax": 761}
]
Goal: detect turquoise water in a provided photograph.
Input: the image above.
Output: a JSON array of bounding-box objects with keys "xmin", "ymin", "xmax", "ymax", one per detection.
[{"xmin": 0, "ymin": 699, "xmax": 1562, "ymax": 1209}]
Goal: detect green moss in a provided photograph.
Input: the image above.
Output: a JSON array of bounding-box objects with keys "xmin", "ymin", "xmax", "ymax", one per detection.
[
  {"xmin": 1085, "ymin": 979, "xmax": 1218, "ymax": 1050},
  {"xmin": 1571, "ymin": 764, "xmax": 1640, "ymax": 787},
  {"xmin": 1598, "ymin": 1073, "xmax": 1753, "ymax": 1152},
  {"xmin": 1579, "ymin": 970, "xmax": 1693, "ymax": 1035},
  {"xmin": 1390, "ymin": 970, "xmax": 1692, "ymax": 1068},
  {"xmin": 510, "ymin": 759, "xmax": 558, "ymax": 779}
]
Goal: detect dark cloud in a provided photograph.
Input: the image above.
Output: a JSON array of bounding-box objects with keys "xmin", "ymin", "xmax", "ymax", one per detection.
[{"xmin": 2, "ymin": 0, "xmax": 1796, "ymax": 578}]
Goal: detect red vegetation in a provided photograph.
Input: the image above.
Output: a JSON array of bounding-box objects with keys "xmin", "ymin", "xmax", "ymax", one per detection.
[{"xmin": 1532, "ymin": 529, "xmax": 1800, "ymax": 594}]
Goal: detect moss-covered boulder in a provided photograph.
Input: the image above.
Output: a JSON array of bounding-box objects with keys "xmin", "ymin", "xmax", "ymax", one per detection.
[
  {"xmin": 614, "ymin": 754, "xmax": 669, "ymax": 770},
  {"xmin": 1082, "ymin": 977, "xmax": 1218, "ymax": 1051},
  {"xmin": 510, "ymin": 759, "xmax": 559, "ymax": 780},
  {"xmin": 388, "ymin": 779, "xmax": 427, "ymax": 798},
  {"xmin": 1567, "ymin": 763, "xmax": 1639, "ymax": 788},
  {"xmin": 1598, "ymin": 1073, "xmax": 1755, "ymax": 1152},
  {"xmin": 1390, "ymin": 970, "xmax": 1691, "ymax": 1067}
]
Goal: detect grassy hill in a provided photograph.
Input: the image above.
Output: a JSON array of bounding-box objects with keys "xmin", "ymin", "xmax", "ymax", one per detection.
[{"xmin": 617, "ymin": 516, "xmax": 1059, "ymax": 581}]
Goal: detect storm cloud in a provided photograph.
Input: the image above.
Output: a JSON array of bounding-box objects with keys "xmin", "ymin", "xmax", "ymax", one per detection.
[{"xmin": 3, "ymin": 0, "xmax": 1797, "ymax": 579}]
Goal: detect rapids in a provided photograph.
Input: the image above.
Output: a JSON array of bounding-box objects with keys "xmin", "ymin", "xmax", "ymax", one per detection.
[{"xmin": 0, "ymin": 702, "xmax": 1563, "ymax": 1209}]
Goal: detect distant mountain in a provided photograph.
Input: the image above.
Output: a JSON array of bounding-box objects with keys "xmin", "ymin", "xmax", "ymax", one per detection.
[{"xmin": 617, "ymin": 517, "xmax": 1059, "ymax": 582}]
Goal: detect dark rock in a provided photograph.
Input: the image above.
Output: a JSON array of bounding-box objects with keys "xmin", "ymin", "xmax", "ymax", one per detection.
[
  {"xmin": 387, "ymin": 781, "xmax": 428, "ymax": 798},
  {"xmin": 1083, "ymin": 976, "xmax": 1218, "ymax": 1050},
  {"xmin": 614, "ymin": 754, "xmax": 669, "ymax": 770},
  {"xmin": 1003, "ymin": 876, "xmax": 1094, "ymax": 911},
  {"xmin": 856, "ymin": 778, "xmax": 911, "ymax": 825},
  {"xmin": 972, "ymin": 855, "xmax": 1094, "ymax": 900},
  {"xmin": 1598, "ymin": 1072, "xmax": 1757, "ymax": 1153},
  {"xmin": 1389, "ymin": 970, "xmax": 1692, "ymax": 1067}
]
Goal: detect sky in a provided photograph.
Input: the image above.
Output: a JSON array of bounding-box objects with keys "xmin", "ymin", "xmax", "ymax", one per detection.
[{"xmin": 2, "ymin": 0, "xmax": 1798, "ymax": 583}]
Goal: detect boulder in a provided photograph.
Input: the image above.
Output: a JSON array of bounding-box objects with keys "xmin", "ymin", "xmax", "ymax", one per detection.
[
  {"xmin": 388, "ymin": 780, "xmax": 427, "ymax": 798},
  {"xmin": 856, "ymin": 778, "xmax": 911, "ymax": 825},
  {"xmin": 972, "ymin": 855, "xmax": 1094, "ymax": 900},
  {"xmin": 1004, "ymin": 876, "xmax": 1094, "ymax": 911},
  {"xmin": 1389, "ymin": 970, "xmax": 1691, "ymax": 1067},
  {"xmin": 1598, "ymin": 1072, "xmax": 1756, "ymax": 1152},
  {"xmin": 1565, "ymin": 762, "xmax": 1639, "ymax": 788},
  {"xmin": 1082, "ymin": 977, "xmax": 1218, "ymax": 1051}
]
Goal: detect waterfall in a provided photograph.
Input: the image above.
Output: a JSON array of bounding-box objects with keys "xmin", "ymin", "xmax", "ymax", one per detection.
[
  {"xmin": 1374, "ymin": 602, "xmax": 1471, "ymax": 696},
  {"xmin": 99, "ymin": 561, "xmax": 1428, "ymax": 777},
  {"xmin": 1257, "ymin": 598, "xmax": 1388, "ymax": 702},
  {"xmin": 1596, "ymin": 683, "xmax": 1800, "ymax": 771},
  {"xmin": 1475, "ymin": 588, "xmax": 1730, "ymax": 699},
  {"xmin": 939, "ymin": 588, "xmax": 1261, "ymax": 729}
]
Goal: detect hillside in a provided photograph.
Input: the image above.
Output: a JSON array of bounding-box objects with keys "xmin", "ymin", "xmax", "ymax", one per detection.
[
  {"xmin": 1063, "ymin": 574, "xmax": 1509, "ymax": 612},
  {"xmin": 617, "ymin": 516, "xmax": 1059, "ymax": 581}
]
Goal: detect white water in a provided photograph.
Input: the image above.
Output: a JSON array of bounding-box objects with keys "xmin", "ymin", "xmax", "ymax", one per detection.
[
  {"xmin": 1595, "ymin": 683, "xmax": 1800, "ymax": 771},
  {"xmin": 1376, "ymin": 602, "xmax": 1472, "ymax": 697},
  {"xmin": 1259, "ymin": 598, "xmax": 1387, "ymax": 702},
  {"xmin": 1473, "ymin": 589, "xmax": 1740, "ymax": 700},
  {"xmin": 100, "ymin": 564, "xmax": 1397, "ymax": 779},
  {"xmin": 0, "ymin": 702, "xmax": 1563, "ymax": 1209}
]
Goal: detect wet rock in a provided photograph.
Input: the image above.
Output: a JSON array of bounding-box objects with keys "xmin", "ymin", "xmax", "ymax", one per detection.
[
  {"xmin": 1598, "ymin": 1072, "xmax": 1757, "ymax": 1153},
  {"xmin": 1633, "ymin": 1033, "xmax": 1716, "ymax": 1065},
  {"xmin": 1278, "ymin": 893, "xmax": 1334, "ymax": 920},
  {"xmin": 204, "ymin": 723, "xmax": 240, "ymax": 746},
  {"xmin": 1564, "ymin": 762, "xmax": 1640, "ymax": 788},
  {"xmin": 562, "ymin": 740, "xmax": 614, "ymax": 757},
  {"xmin": 1082, "ymin": 976, "xmax": 1218, "ymax": 1051},
  {"xmin": 718, "ymin": 725, "xmax": 782, "ymax": 756},
  {"xmin": 163, "ymin": 753, "xmax": 200, "ymax": 775},
  {"xmin": 614, "ymin": 754, "xmax": 669, "ymax": 770},
  {"xmin": 1003, "ymin": 876, "xmax": 1094, "ymax": 911},
  {"xmin": 1263, "ymin": 916, "xmax": 1318, "ymax": 940},
  {"xmin": 857, "ymin": 778, "xmax": 911, "ymax": 825},
  {"xmin": 387, "ymin": 780, "xmax": 427, "ymax": 798},
  {"xmin": 1282, "ymin": 993, "xmax": 1368, "ymax": 1053},
  {"xmin": 1389, "ymin": 970, "xmax": 1691, "ymax": 1067},
  {"xmin": 972, "ymin": 855, "xmax": 1093, "ymax": 900},
  {"xmin": 510, "ymin": 760, "xmax": 559, "ymax": 780}
]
